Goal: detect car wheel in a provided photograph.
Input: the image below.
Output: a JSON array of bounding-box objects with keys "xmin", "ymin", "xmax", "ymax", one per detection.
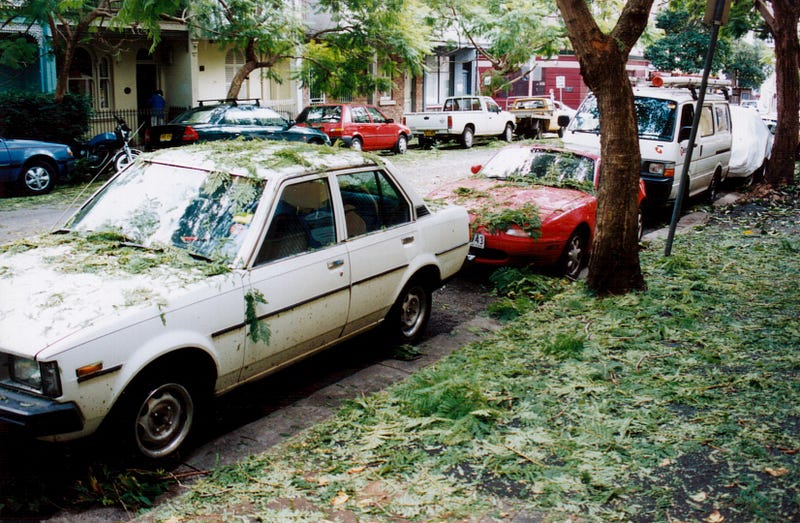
[
  {"xmin": 460, "ymin": 127, "xmax": 474, "ymax": 148},
  {"xmin": 388, "ymin": 278, "xmax": 432, "ymax": 344},
  {"xmin": 560, "ymin": 230, "xmax": 588, "ymax": 280},
  {"xmin": 395, "ymin": 134, "xmax": 408, "ymax": 154},
  {"xmin": 116, "ymin": 372, "xmax": 201, "ymax": 460},
  {"xmin": 637, "ymin": 206, "xmax": 644, "ymax": 242},
  {"xmin": 114, "ymin": 149, "xmax": 141, "ymax": 172},
  {"xmin": 20, "ymin": 160, "xmax": 56, "ymax": 195},
  {"xmin": 705, "ymin": 172, "xmax": 720, "ymax": 204},
  {"xmin": 534, "ymin": 121, "xmax": 544, "ymax": 140},
  {"xmin": 351, "ymin": 137, "xmax": 363, "ymax": 151},
  {"xmin": 418, "ymin": 137, "xmax": 433, "ymax": 149},
  {"xmin": 501, "ymin": 123, "xmax": 513, "ymax": 142}
]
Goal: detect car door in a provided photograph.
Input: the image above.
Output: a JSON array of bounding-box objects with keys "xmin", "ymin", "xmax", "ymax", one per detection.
[
  {"xmin": 335, "ymin": 169, "xmax": 418, "ymax": 335},
  {"xmin": 365, "ymin": 106, "xmax": 394, "ymax": 149},
  {"xmin": 0, "ymin": 140, "xmax": 11, "ymax": 182},
  {"xmin": 239, "ymin": 176, "xmax": 351, "ymax": 382},
  {"xmin": 484, "ymin": 98, "xmax": 506, "ymax": 135},
  {"xmin": 350, "ymin": 106, "xmax": 372, "ymax": 148}
]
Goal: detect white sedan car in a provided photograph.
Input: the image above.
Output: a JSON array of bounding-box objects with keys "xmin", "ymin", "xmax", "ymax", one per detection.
[{"xmin": 0, "ymin": 141, "xmax": 469, "ymax": 459}]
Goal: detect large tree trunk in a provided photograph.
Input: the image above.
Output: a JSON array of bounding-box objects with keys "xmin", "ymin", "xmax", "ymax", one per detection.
[
  {"xmin": 757, "ymin": 0, "xmax": 799, "ymax": 187},
  {"xmin": 225, "ymin": 39, "xmax": 276, "ymax": 100},
  {"xmin": 557, "ymin": 0, "xmax": 652, "ymax": 295}
]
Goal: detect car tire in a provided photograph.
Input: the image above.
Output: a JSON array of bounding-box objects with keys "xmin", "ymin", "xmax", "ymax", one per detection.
[
  {"xmin": 418, "ymin": 137, "xmax": 434, "ymax": 149},
  {"xmin": 460, "ymin": 127, "xmax": 474, "ymax": 149},
  {"xmin": 351, "ymin": 137, "xmax": 363, "ymax": 151},
  {"xmin": 19, "ymin": 159, "xmax": 56, "ymax": 195},
  {"xmin": 114, "ymin": 149, "xmax": 141, "ymax": 173},
  {"xmin": 114, "ymin": 370, "xmax": 205, "ymax": 460},
  {"xmin": 705, "ymin": 171, "xmax": 720, "ymax": 204},
  {"xmin": 501, "ymin": 123, "xmax": 513, "ymax": 142},
  {"xmin": 387, "ymin": 278, "xmax": 432, "ymax": 344},
  {"xmin": 395, "ymin": 134, "xmax": 408, "ymax": 155},
  {"xmin": 560, "ymin": 230, "xmax": 588, "ymax": 281}
]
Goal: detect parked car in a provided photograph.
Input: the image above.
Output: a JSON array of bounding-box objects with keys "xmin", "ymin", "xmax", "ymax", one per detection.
[
  {"xmin": 761, "ymin": 113, "xmax": 800, "ymax": 159},
  {"xmin": 295, "ymin": 104, "xmax": 412, "ymax": 154},
  {"xmin": 427, "ymin": 144, "xmax": 646, "ymax": 279},
  {"xmin": 508, "ymin": 97, "xmax": 573, "ymax": 138},
  {"xmin": 564, "ymin": 75, "xmax": 731, "ymax": 208},
  {"xmin": 0, "ymin": 137, "xmax": 75, "ymax": 195},
  {"xmin": 403, "ymin": 95, "xmax": 516, "ymax": 148},
  {"xmin": 0, "ymin": 140, "xmax": 469, "ymax": 460},
  {"xmin": 729, "ymin": 105, "xmax": 772, "ymax": 186},
  {"xmin": 144, "ymin": 100, "xmax": 330, "ymax": 150}
]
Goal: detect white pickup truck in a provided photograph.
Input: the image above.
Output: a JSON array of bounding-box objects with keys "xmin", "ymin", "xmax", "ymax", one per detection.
[{"xmin": 403, "ymin": 95, "xmax": 516, "ymax": 148}]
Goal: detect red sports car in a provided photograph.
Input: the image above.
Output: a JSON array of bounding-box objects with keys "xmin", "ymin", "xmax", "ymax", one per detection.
[
  {"xmin": 427, "ymin": 144, "xmax": 646, "ymax": 279},
  {"xmin": 295, "ymin": 104, "xmax": 411, "ymax": 154}
]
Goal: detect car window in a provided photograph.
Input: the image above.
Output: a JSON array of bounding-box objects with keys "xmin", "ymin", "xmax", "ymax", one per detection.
[
  {"xmin": 251, "ymin": 107, "xmax": 287, "ymax": 126},
  {"xmin": 715, "ymin": 105, "xmax": 730, "ymax": 133},
  {"xmin": 173, "ymin": 106, "xmax": 221, "ymax": 124},
  {"xmin": 255, "ymin": 178, "xmax": 335, "ymax": 265},
  {"xmin": 485, "ymin": 99, "xmax": 500, "ymax": 112},
  {"xmin": 297, "ymin": 106, "xmax": 342, "ymax": 124},
  {"xmin": 366, "ymin": 107, "xmax": 386, "ymax": 123},
  {"xmin": 635, "ymin": 97, "xmax": 678, "ymax": 140},
  {"xmin": 337, "ymin": 170, "xmax": 411, "ymax": 238},
  {"xmin": 222, "ymin": 107, "xmax": 256, "ymax": 125},
  {"xmin": 351, "ymin": 107, "xmax": 371, "ymax": 124},
  {"xmin": 699, "ymin": 105, "xmax": 714, "ymax": 137}
]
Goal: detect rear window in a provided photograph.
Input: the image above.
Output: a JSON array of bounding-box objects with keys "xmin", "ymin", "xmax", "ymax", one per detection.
[{"xmin": 297, "ymin": 106, "xmax": 342, "ymax": 124}]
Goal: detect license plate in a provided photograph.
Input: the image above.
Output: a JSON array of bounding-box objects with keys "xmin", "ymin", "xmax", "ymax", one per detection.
[
  {"xmin": 160, "ymin": 133, "xmax": 172, "ymax": 142},
  {"xmin": 423, "ymin": 130, "xmax": 436, "ymax": 137},
  {"xmin": 470, "ymin": 233, "xmax": 485, "ymax": 249}
]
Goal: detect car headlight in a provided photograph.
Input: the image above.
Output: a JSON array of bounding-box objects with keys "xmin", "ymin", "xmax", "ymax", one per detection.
[{"xmin": 8, "ymin": 356, "xmax": 62, "ymax": 397}]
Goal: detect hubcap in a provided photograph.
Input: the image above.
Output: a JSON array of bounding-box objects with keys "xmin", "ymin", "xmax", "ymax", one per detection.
[
  {"xmin": 565, "ymin": 235, "xmax": 584, "ymax": 279},
  {"xmin": 400, "ymin": 288, "xmax": 426, "ymax": 337},
  {"xmin": 25, "ymin": 166, "xmax": 50, "ymax": 191},
  {"xmin": 135, "ymin": 383, "xmax": 193, "ymax": 458}
]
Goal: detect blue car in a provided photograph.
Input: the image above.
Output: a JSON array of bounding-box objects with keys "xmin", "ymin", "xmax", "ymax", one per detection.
[{"xmin": 0, "ymin": 138, "xmax": 75, "ymax": 195}]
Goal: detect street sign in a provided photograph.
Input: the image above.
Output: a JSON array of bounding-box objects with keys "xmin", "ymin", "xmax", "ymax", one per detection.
[{"xmin": 555, "ymin": 76, "xmax": 565, "ymax": 89}]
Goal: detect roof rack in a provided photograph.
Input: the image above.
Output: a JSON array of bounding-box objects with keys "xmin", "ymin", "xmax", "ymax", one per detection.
[
  {"xmin": 198, "ymin": 98, "xmax": 261, "ymax": 107},
  {"xmin": 646, "ymin": 75, "xmax": 731, "ymax": 101}
]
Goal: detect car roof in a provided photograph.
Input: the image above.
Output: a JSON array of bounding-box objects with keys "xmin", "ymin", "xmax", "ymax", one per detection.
[
  {"xmin": 142, "ymin": 141, "xmax": 379, "ymax": 181},
  {"xmin": 632, "ymin": 86, "xmax": 729, "ymax": 103}
]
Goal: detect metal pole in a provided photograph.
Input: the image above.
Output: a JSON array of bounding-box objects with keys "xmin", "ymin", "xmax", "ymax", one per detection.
[{"xmin": 664, "ymin": 0, "xmax": 726, "ymax": 256}]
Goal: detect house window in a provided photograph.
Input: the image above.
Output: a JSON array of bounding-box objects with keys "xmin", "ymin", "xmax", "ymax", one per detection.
[
  {"xmin": 225, "ymin": 49, "xmax": 249, "ymax": 98},
  {"xmin": 67, "ymin": 47, "xmax": 113, "ymax": 109}
]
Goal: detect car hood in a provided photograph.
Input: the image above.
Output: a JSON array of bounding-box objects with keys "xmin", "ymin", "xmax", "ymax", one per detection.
[
  {"xmin": 0, "ymin": 234, "xmax": 226, "ymax": 357},
  {"xmin": 427, "ymin": 177, "xmax": 594, "ymax": 224},
  {"xmin": 3, "ymin": 138, "xmax": 69, "ymax": 152}
]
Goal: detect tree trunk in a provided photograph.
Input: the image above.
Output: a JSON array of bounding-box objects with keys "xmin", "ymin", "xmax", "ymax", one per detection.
[
  {"xmin": 557, "ymin": 0, "xmax": 652, "ymax": 295},
  {"xmin": 225, "ymin": 39, "xmax": 276, "ymax": 101},
  {"xmin": 758, "ymin": 0, "xmax": 799, "ymax": 187}
]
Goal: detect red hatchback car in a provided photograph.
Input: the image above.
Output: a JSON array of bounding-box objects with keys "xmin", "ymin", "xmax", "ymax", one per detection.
[
  {"xmin": 427, "ymin": 144, "xmax": 646, "ymax": 279},
  {"xmin": 295, "ymin": 104, "xmax": 412, "ymax": 154}
]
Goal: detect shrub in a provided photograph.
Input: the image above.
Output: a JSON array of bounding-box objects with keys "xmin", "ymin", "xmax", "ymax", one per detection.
[{"xmin": 0, "ymin": 91, "xmax": 91, "ymax": 145}]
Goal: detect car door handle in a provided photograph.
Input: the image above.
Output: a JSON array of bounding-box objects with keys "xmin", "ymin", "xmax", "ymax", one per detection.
[
  {"xmin": 327, "ymin": 259, "xmax": 344, "ymax": 269},
  {"xmin": 401, "ymin": 236, "xmax": 415, "ymax": 245}
]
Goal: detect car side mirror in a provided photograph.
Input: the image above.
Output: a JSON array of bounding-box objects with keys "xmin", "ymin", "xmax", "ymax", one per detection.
[
  {"xmin": 557, "ymin": 115, "xmax": 571, "ymax": 127},
  {"xmin": 678, "ymin": 126, "xmax": 692, "ymax": 143}
]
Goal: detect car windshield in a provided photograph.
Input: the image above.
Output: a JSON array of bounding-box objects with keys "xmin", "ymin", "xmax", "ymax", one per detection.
[
  {"xmin": 66, "ymin": 161, "xmax": 265, "ymax": 263},
  {"xmin": 570, "ymin": 94, "xmax": 678, "ymax": 141},
  {"xmin": 481, "ymin": 147, "xmax": 595, "ymax": 187},
  {"xmin": 297, "ymin": 106, "xmax": 342, "ymax": 124}
]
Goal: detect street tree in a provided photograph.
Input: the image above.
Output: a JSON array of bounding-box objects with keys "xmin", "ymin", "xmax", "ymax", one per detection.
[
  {"xmin": 755, "ymin": 0, "xmax": 798, "ymax": 187},
  {"xmin": 423, "ymin": 0, "xmax": 566, "ymax": 97},
  {"xmin": 556, "ymin": 0, "xmax": 653, "ymax": 295},
  {"xmin": 1, "ymin": 0, "xmax": 120, "ymax": 102}
]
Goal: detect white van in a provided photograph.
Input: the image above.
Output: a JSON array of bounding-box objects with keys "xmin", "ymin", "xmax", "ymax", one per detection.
[{"xmin": 562, "ymin": 77, "xmax": 732, "ymax": 208}]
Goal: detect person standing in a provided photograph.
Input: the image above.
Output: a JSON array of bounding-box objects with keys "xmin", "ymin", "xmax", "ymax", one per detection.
[{"xmin": 147, "ymin": 89, "xmax": 166, "ymax": 126}]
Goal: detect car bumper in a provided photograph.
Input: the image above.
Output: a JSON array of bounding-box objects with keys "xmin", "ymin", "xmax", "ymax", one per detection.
[
  {"xmin": 0, "ymin": 387, "xmax": 83, "ymax": 436},
  {"xmin": 641, "ymin": 175, "xmax": 675, "ymax": 207}
]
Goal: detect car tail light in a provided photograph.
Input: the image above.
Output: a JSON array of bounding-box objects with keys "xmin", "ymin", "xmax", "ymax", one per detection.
[
  {"xmin": 144, "ymin": 128, "xmax": 151, "ymax": 144},
  {"xmin": 447, "ymin": 115, "xmax": 453, "ymax": 130},
  {"xmin": 182, "ymin": 126, "xmax": 200, "ymax": 143}
]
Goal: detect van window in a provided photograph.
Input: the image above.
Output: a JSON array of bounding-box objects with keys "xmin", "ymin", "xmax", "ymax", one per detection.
[
  {"xmin": 699, "ymin": 106, "xmax": 714, "ymax": 137},
  {"xmin": 715, "ymin": 105, "xmax": 730, "ymax": 133}
]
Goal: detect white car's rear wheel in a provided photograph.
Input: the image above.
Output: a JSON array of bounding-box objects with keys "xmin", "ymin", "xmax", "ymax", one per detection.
[{"xmin": 389, "ymin": 279, "xmax": 432, "ymax": 344}]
